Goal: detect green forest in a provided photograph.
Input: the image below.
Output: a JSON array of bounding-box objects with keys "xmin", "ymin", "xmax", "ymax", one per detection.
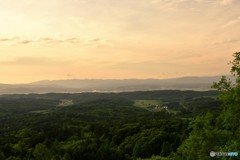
[{"xmin": 0, "ymin": 52, "xmax": 240, "ymax": 160}]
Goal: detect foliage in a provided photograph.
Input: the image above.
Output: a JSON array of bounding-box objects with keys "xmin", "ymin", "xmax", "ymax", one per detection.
[
  {"xmin": 0, "ymin": 82, "xmax": 222, "ymax": 159},
  {"xmin": 175, "ymin": 52, "xmax": 240, "ymax": 160}
]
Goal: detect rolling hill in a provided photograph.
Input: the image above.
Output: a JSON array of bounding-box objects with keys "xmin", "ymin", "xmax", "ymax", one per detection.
[{"xmin": 0, "ymin": 75, "xmax": 234, "ymax": 94}]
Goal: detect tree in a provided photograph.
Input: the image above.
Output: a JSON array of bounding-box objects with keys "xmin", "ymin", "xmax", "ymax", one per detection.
[
  {"xmin": 175, "ymin": 52, "xmax": 240, "ymax": 160},
  {"xmin": 230, "ymin": 52, "xmax": 240, "ymax": 77},
  {"xmin": 33, "ymin": 144, "xmax": 52, "ymax": 160},
  {"xmin": 0, "ymin": 151, "xmax": 4, "ymax": 160}
]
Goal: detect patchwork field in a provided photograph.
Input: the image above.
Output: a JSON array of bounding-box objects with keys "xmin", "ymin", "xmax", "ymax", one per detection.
[{"xmin": 134, "ymin": 100, "xmax": 162, "ymax": 108}]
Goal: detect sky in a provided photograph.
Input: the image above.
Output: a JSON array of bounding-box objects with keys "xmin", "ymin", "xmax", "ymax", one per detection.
[{"xmin": 0, "ymin": 0, "xmax": 239, "ymax": 83}]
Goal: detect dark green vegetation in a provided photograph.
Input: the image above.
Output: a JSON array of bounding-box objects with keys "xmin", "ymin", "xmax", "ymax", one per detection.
[
  {"xmin": 0, "ymin": 90, "xmax": 219, "ymax": 160},
  {"xmin": 1, "ymin": 52, "xmax": 240, "ymax": 160},
  {"xmin": 174, "ymin": 52, "xmax": 240, "ymax": 160}
]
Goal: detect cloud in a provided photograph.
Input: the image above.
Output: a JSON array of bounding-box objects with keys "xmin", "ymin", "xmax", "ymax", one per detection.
[
  {"xmin": 220, "ymin": 0, "xmax": 234, "ymax": 5},
  {"xmin": 150, "ymin": 0, "xmax": 234, "ymax": 7},
  {"xmin": 0, "ymin": 57, "xmax": 74, "ymax": 66},
  {"xmin": 0, "ymin": 37, "xmax": 19, "ymax": 42},
  {"xmin": 221, "ymin": 16, "xmax": 240, "ymax": 28},
  {"xmin": 18, "ymin": 40, "xmax": 32, "ymax": 44},
  {"xmin": 0, "ymin": 36, "xmax": 113, "ymax": 48},
  {"xmin": 212, "ymin": 39, "xmax": 240, "ymax": 45}
]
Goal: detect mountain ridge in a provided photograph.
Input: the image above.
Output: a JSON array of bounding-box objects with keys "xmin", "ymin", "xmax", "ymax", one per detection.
[{"xmin": 0, "ymin": 75, "xmax": 234, "ymax": 94}]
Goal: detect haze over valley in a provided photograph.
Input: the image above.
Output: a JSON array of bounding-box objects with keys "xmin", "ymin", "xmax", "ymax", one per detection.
[
  {"xmin": 1, "ymin": 0, "xmax": 240, "ymax": 159},
  {"xmin": 0, "ymin": 75, "xmax": 234, "ymax": 94}
]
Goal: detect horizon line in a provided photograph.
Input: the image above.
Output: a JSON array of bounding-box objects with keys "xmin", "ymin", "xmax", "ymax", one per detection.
[{"xmin": 1, "ymin": 74, "xmax": 232, "ymax": 85}]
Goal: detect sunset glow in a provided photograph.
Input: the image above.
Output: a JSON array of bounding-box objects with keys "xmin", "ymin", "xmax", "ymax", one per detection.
[{"xmin": 0, "ymin": 0, "xmax": 239, "ymax": 83}]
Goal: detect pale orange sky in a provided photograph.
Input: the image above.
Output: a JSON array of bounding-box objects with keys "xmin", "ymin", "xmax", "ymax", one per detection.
[{"xmin": 0, "ymin": 0, "xmax": 239, "ymax": 83}]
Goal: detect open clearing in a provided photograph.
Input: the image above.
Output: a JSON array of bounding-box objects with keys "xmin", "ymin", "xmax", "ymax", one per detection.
[{"xmin": 134, "ymin": 100, "xmax": 162, "ymax": 108}]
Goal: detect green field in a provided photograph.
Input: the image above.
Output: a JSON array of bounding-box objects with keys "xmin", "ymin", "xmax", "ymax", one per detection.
[
  {"xmin": 0, "ymin": 90, "xmax": 221, "ymax": 160},
  {"xmin": 134, "ymin": 100, "xmax": 162, "ymax": 108},
  {"xmin": 0, "ymin": 112, "xmax": 7, "ymax": 117},
  {"xmin": 134, "ymin": 100, "xmax": 182, "ymax": 114},
  {"xmin": 29, "ymin": 110, "xmax": 49, "ymax": 114}
]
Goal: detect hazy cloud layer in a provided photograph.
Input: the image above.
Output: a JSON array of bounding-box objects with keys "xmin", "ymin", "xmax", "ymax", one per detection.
[
  {"xmin": 220, "ymin": 0, "xmax": 234, "ymax": 5},
  {"xmin": 0, "ymin": 0, "xmax": 239, "ymax": 83},
  {"xmin": 0, "ymin": 36, "xmax": 113, "ymax": 48},
  {"xmin": 0, "ymin": 57, "xmax": 74, "ymax": 66}
]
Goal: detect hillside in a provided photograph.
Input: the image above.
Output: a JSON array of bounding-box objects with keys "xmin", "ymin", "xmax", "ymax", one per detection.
[
  {"xmin": 0, "ymin": 90, "xmax": 221, "ymax": 160},
  {"xmin": 0, "ymin": 76, "xmax": 233, "ymax": 94}
]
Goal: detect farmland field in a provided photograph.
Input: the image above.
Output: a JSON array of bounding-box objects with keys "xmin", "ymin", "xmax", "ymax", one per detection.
[{"xmin": 134, "ymin": 100, "xmax": 162, "ymax": 108}]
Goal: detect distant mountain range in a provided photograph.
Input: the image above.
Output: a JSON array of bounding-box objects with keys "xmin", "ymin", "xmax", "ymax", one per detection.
[{"xmin": 0, "ymin": 76, "xmax": 235, "ymax": 94}]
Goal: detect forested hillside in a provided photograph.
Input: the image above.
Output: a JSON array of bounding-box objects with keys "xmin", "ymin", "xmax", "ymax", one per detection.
[
  {"xmin": 0, "ymin": 52, "xmax": 239, "ymax": 159},
  {"xmin": 0, "ymin": 91, "xmax": 219, "ymax": 160},
  {"xmin": 174, "ymin": 52, "xmax": 240, "ymax": 160}
]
